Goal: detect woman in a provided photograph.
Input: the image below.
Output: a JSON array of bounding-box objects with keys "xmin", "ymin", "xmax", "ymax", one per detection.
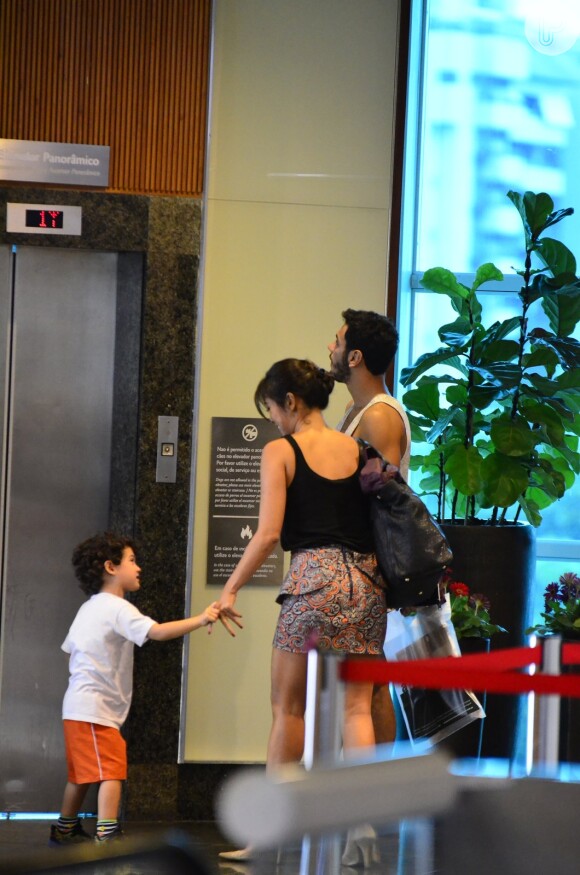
[{"xmin": 218, "ymin": 359, "xmax": 386, "ymax": 862}]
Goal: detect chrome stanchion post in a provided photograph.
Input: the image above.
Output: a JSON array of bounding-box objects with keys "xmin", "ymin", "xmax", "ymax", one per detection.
[
  {"xmin": 301, "ymin": 649, "xmax": 345, "ymax": 874},
  {"xmin": 304, "ymin": 649, "xmax": 344, "ymax": 769},
  {"xmin": 531, "ymin": 634, "xmax": 562, "ymax": 776}
]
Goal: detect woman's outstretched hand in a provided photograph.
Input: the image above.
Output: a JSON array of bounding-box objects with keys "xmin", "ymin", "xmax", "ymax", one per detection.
[{"xmin": 218, "ymin": 591, "xmax": 244, "ymax": 637}]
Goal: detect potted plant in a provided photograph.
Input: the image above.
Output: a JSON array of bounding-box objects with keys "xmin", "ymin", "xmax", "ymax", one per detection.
[
  {"xmin": 401, "ymin": 189, "xmax": 579, "ymax": 528},
  {"xmin": 446, "ymin": 579, "xmax": 507, "ymax": 642},
  {"xmin": 439, "ymin": 573, "xmax": 506, "ymax": 759},
  {"xmin": 400, "ymin": 190, "xmax": 580, "ymax": 756},
  {"xmin": 527, "ymin": 571, "xmax": 580, "ymax": 763},
  {"xmin": 527, "ymin": 571, "xmax": 580, "ymax": 639}
]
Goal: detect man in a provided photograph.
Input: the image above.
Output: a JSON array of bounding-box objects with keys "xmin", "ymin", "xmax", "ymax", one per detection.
[{"xmin": 328, "ymin": 308, "xmax": 411, "ymax": 743}]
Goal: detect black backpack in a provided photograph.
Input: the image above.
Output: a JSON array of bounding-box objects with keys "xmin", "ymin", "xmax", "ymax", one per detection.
[{"xmin": 358, "ymin": 440, "xmax": 452, "ymax": 608}]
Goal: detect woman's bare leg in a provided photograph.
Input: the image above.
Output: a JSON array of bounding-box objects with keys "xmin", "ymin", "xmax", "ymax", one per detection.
[
  {"xmin": 343, "ymin": 680, "xmax": 375, "ymax": 754},
  {"xmin": 341, "ymin": 680, "xmax": 380, "ymax": 865},
  {"xmin": 219, "ymin": 649, "xmax": 309, "ymax": 860},
  {"xmin": 266, "ymin": 648, "xmax": 308, "ymax": 769}
]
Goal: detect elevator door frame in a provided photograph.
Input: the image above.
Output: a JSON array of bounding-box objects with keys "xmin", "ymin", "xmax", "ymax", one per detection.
[{"xmin": 0, "ymin": 244, "xmax": 143, "ymax": 812}]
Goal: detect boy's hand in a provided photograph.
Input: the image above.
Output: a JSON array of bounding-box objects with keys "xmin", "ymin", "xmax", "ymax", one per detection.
[{"xmin": 203, "ymin": 601, "xmax": 221, "ymax": 633}]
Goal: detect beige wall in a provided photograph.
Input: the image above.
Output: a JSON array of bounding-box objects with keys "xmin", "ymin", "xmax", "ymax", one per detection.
[{"xmin": 182, "ymin": 0, "xmax": 402, "ymax": 762}]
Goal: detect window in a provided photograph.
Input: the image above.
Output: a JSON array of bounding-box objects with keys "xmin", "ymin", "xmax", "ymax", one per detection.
[{"xmin": 398, "ymin": 0, "xmax": 580, "ymax": 623}]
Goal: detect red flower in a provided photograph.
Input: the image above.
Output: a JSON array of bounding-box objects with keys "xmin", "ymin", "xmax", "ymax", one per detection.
[{"xmin": 449, "ymin": 582, "xmax": 470, "ymax": 598}]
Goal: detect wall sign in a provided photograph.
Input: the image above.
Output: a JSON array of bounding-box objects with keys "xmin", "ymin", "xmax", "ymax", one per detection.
[
  {"xmin": 207, "ymin": 417, "xmax": 283, "ymax": 586},
  {"xmin": 6, "ymin": 203, "xmax": 82, "ymax": 236},
  {"xmin": 0, "ymin": 138, "xmax": 110, "ymax": 187}
]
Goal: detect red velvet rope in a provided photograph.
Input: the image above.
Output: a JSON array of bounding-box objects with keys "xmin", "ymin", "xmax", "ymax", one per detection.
[{"xmin": 339, "ymin": 642, "xmax": 580, "ymax": 698}]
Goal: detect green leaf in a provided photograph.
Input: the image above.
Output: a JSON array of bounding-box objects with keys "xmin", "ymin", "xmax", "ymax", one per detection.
[
  {"xmin": 438, "ymin": 317, "xmax": 474, "ymax": 349},
  {"xmin": 524, "ymin": 373, "xmax": 563, "ymax": 400},
  {"xmin": 443, "ymin": 445, "xmax": 484, "ymax": 496},
  {"xmin": 446, "ymin": 384, "xmax": 468, "ymax": 405},
  {"xmin": 508, "ymin": 191, "xmax": 553, "ymax": 245},
  {"xmin": 558, "ymin": 368, "xmax": 580, "ymax": 391},
  {"xmin": 420, "ymin": 267, "xmax": 470, "ymax": 300},
  {"xmin": 529, "ymin": 330, "xmax": 580, "ymax": 369},
  {"xmin": 426, "ymin": 406, "xmax": 464, "ymax": 443},
  {"xmin": 408, "ymin": 420, "xmax": 432, "ymax": 443},
  {"xmin": 530, "ymin": 461, "xmax": 566, "ymax": 499},
  {"xmin": 468, "ymin": 384, "xmax": 512, "ymax": 410},
  {"xmin": 539, "ymin": 205, "xmax": 575, "ymax": 235},
  {"xmin": 523, "ymin": 347, "xmax": 559, "ymax": 377},
  {"xmin": 479, "ymin": 339, "xmax": 520, "ymax": 364},
  {"xmin": 520, "ymin": 402, "xmax": 565, "ymax": 444},
  {"xmin": 402, "ymin": 382, "xmax": 441, "ymax": 420},
  {"xmin": 470, "ymin": 363, "xmax": 522, "ymax": 388},
  {"xmin": 418, "ymin": 473, "xmax": 442, "ymax": 493},
  {"xmin": 400, "ymin": 348, "xmax": 466, "ymax": 386},
  {"xmin": 472, "ymin": 262, "xmax": 504, "ymax": 291},
  {"xmin": 555, "ymin": 443, "xmax": 580, "ymax": 474},
  {"xmin": 517, "ymin": 495, "xmax": 543, "ymax": 527},
  {"xmin": 536, "ymin": 237, "xmax": 576, "ymax": 276},
  {"xmin": 541, "ymin": 286, "xmax": 580, "ymax": 337},
  {"xmin": 543, "ymin": 452, "xmax": 577, "ymax": 484},
  {"xmin": 479, "ymin": 317, "xmax": 522, "ymax": 345},
  {"xmin": 491, "ymin": 418, "xmax": 538, "ymax": 456},
  {"xmin": 480, "ymin": 453, "xmax": 529, "ymax": 506},
  {"xmin": 523, "ymin": 273, "xmax": 551, "ymax": 306}
]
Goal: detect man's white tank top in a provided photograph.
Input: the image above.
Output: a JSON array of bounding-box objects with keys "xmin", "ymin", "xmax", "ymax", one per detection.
[{"xmin": 336, "ymin": 393, "xmax": 411, "ymax": 481}]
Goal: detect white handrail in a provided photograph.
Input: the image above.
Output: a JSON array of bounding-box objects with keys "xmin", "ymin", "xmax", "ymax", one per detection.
[{"xmin": 217, "ymin": 748, "xmax": 456, "ymax": 850}]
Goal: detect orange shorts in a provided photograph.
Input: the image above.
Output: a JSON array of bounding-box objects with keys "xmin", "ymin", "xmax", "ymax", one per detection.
[{"xmin": 63, "ymin": 720, "xmax": 127, "ymax": 784}]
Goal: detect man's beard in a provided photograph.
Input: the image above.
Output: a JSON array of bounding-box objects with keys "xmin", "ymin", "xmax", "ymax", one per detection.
[{"xmin": 330, "ymin": 349, "xmax": 350, "ymax": 384}]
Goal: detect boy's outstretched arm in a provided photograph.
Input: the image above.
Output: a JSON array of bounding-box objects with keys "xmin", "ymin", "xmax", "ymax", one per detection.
[{"xmin": 147, "ymin": 601, "xmax": 223, "ymax": 641}]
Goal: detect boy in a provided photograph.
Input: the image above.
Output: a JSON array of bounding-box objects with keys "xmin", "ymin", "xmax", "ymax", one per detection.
[{"xmin": 50, "ymin": 531, "xmax": 220, "ymax": 845}]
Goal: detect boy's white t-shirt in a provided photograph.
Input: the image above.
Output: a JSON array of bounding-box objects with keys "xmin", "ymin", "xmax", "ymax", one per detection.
[{"xmin": 62, "ymin": 592, "xmax": 156, "ymax": 730}]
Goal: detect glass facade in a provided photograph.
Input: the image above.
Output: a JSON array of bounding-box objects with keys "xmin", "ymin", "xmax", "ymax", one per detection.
[
  {"xmin": 417, "ymin": 0, "xmax": 580, "ymax": 272},
  {"xmin": 399, "ymin": 0, "xmax": 580, "ymax": 623}
]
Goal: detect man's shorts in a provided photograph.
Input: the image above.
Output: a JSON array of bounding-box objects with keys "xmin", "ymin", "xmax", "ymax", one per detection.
[{"xmin": 63, "ymin": 720, "xmax": 127, "ymax": 784}]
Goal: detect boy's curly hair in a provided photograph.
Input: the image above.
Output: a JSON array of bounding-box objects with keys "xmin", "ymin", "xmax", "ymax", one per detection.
[{"xmin": 72, "ymin": 531, "xmax": 136, "ymax": 596}]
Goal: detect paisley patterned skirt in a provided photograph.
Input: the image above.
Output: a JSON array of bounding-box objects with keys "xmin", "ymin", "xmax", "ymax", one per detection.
[{"xmin": 273, "ymin": 547, "xmax": 387, "ymax": 655}]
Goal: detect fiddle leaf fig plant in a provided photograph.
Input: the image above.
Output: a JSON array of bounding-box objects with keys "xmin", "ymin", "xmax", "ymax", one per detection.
[{"xmin": 401, "ymin": 190, "xmax": 580, "ymax": 527}]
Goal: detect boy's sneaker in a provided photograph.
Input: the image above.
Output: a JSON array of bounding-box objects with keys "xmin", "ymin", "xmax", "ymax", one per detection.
[
  {"xmin": 49, "ymin": 822, "xmax": 92, "ymax": 846},
  {"xmin": 94, "ymin": 825, "xmax": 124, "ymax": 843}
]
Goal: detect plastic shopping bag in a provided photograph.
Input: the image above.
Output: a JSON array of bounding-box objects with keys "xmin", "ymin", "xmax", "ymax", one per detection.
[{"xmin": 384, "ymin": 596, "xmax": 484, "ymax": 746}]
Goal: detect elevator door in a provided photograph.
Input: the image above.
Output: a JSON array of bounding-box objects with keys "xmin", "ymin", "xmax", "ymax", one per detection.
[{"xmin": 0, "ymin": 245, "xmax": 117, "ymax": 811}]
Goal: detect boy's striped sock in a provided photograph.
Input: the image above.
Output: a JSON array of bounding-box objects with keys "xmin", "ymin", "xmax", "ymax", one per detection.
[
  {"xmin": 56, "ymin": 815, "xmax": 80, "ymax": 836},
  {"xmin": 95, "ymin": 819, "xmax": 120, "ymax": 841}
]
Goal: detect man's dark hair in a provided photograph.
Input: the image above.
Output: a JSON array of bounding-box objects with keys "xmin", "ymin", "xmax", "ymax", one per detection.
[
  {"xmin": 72, "ymin": 531, "xmax": 136, "ymax": 596},
  {"xmin": 342, "ymin": 308, "xmax": 399, "ymax": 375}
]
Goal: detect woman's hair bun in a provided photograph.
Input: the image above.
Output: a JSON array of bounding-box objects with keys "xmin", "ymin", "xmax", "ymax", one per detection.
[
  {"xmin": 317, "ymin": 366, "xmax": 335, "ymax": 394},
  {"xmin": 254, "ymin": 358, "xmax": 335, "ymax": 415}
]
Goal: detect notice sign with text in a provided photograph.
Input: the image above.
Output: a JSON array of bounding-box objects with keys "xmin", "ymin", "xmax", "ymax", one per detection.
[{"xmin": 207, "ymin": 417, "xmax": 283, "ymax": 586}]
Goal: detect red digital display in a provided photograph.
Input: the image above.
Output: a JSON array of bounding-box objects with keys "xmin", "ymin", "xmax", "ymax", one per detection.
[{"xmin": 25, "ymin": 209, "xmax": 64, "ymax": 229}]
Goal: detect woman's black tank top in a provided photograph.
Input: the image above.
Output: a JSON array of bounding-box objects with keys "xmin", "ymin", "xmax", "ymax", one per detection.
[{"xmin": 280, "ymin": 434, "xmax": 373, "ymax": 553}]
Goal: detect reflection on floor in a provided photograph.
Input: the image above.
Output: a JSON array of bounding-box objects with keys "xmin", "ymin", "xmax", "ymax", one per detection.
[{"xmin": 0, "ymin": 817, "xmax": 439, "ymax": 874}]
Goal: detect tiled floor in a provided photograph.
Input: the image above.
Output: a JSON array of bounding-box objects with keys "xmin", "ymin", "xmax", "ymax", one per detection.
[{"xmin": 0, "ymin": 817, "xmax": 439, "ymax": 875}]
